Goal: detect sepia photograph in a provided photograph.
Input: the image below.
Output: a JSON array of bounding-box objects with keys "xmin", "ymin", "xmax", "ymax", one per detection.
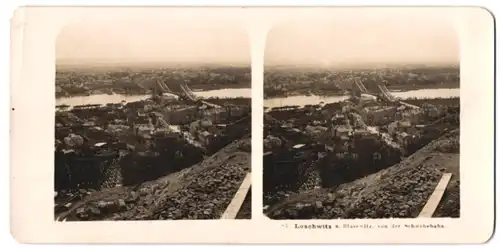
[
  {"xmin": 263, "ymin": 13, "xmax": 460, "ymax": 219},
  {"xmin": 9, "ymin": 6, "xmax": 494, "ymax": 244},
  {"xmin": 53, "ymin": 18, "xmax": 252, "ymax": 221}
]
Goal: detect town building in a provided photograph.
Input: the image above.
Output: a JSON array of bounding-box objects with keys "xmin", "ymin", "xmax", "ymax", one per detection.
[
  {"xmin": 361, "ymin": 106, "xmax": 398, "ymax": 126},
  {"xmin": 163, "ymin": 106, "xmax": 198, "ymax": 125}
]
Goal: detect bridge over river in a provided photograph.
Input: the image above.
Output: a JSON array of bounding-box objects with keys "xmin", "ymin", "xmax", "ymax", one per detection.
[
  {"xmin": 353, "ymin": 78, "xmax": 420, "ymax": 109},
  {"xmin": 138, "ymin": 78, "xmax": 222, "ymax": 108}
]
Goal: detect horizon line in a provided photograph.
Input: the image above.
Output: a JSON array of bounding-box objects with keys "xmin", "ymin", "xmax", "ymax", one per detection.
[
  {"xmin": 56, "ymin": 61, "xmax": 251, "ymax": 68},
  {"xmin": 264, "ymin": 62, "xmax": 460, "ymax": 69}
]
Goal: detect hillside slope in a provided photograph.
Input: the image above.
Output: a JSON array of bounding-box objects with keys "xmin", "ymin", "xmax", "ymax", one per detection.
[
  {"xmin": 266, "ymin": 130, "xmax": 459, "ymax": 219},
  {"xmin": 61, "ymin": 137, "xmax": 251, "ymax": 221}
]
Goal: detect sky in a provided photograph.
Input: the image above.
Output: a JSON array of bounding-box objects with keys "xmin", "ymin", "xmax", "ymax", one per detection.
[
  {"xmin": 56, "ymin": 20, "xmax": 250, "ymax": 66},
  {"xmin": 265, "ymin": 11, "xmax": 460, "ymax": 67},
  {"xmin": 56, "ymin": 9, "xmax": 459, "ymax": 68}
]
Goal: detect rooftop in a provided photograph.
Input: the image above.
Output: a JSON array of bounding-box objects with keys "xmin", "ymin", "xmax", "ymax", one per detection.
[
  {"xmin": 292, "ymin": 144, "xmax": 306, "ymax": 149},
  {"xmin": 364, "ymin": 105, "xmax": 395, "ymax": 112}
]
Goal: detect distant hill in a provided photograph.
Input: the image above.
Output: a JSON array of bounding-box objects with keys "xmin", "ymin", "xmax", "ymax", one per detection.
[
  {"xmin": 56, "ymin": 60, "xmax": 250, "ymax": 71},
  {"xmin": 265, "ymin": 62, "xmax": 459, "ymax": 72}
]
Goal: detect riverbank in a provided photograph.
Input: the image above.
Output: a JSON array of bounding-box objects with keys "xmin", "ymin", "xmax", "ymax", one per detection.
[
  {"xmin": 56, "ymin": 88, "xmax": 251, "ymax": 107},
  {"xmin": 264, "ymin": 84, "xmax": 459, "ymax": 99},
  {"xmin": 264, "ymin": 88, "xmax": 459, "ymax": 109},
  {"xmin": 57, "ymin": 83, "xmax": 251, "ymax": 99},
  {"xmin": 56, "ymin": 64, "xmax": 251, "ymax": 98},
  {"xmin": 263, "ymin": 65, "xmax": 459, "ymax": 99}
]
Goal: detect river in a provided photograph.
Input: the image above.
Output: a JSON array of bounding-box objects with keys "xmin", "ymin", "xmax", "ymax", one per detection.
[
  {"xmin": 56, "ymin": 87, "xmax": 459, "ymax": 108},
  {"xmin": 56, "ymin": 88, "xmax": 251, "ymax": 107},
  {"xmin": 264, "ymin": 88, "xmax": 460, "ymax": 109}
]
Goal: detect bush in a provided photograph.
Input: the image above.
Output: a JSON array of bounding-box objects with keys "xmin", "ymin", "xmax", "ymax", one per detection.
[{"xmin": 435, "ymin": 137, "xmax": 460, "ymax": 153}]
